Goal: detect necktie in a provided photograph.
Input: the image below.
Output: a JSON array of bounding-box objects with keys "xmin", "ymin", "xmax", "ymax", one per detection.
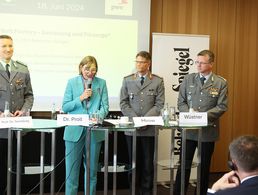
[
  {"xmin": 200, "ymin": 76, "xmax": 206, "ymax": 86},
  {"xmin": 5, "ymin": 64, "xmax": 10, "ymax": 78},
  {"xmin": 140, "ymin": 76, "xmax": 144, "ymax": 86}
]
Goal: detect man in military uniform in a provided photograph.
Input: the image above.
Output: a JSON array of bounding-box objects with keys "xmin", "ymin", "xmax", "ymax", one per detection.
[
  {"xmin": 120, "ymin": 51, "xmax": 165, "ymax": 195},
  {"xmin": 0, "ymin": 35, "xmax": 34, "ymax": 194},
  {"xmin": 174, "ymin": 50, "xmax": 228, "ymax": 195}
]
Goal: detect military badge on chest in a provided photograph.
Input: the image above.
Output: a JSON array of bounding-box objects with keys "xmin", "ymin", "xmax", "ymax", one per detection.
[
  {"xmin": 15, "ymin": 78, "xmax": 24, "ymax": 86},
  {"xmin": 209, "ymin": 87, "xmax": 219, "ymax": 97}
]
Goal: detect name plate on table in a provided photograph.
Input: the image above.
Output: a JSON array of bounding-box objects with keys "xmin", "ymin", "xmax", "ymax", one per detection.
[
  {"xmin": 57, "ymin": 114, "xmax": 89, "ymax": 126},
  {"xmin": 133, "ymin": 116, "xmax": 164, "ymax": 127},
  {"xmin": 179, "ymin": 112, "xmax": 207, "ymax": 126},
  {"xmin": 0, "ymin": 116, "xmax": 32, "ymax": 129}
]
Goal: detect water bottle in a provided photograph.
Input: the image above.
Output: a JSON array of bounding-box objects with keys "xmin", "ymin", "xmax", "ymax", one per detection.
[
  {"xmin": 187, "ymin": 93, "xmax": 194, "ymax": 112},
  {"xmin": 169, "ymin": 106, "xmax": 176, "ymax": 121},
  {"xmin": 162, "ymin": 103, "xmax": 170, "ymax": 127},
  {"xmin": 51, "ymin": 103, "xmax": 57, "ymax": 119},
  {"xmin": 4, "ymin": 101, "xmax": 10, "ymax": 117}
]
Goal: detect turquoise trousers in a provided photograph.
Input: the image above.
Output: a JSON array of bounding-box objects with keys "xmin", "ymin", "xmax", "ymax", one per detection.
[{"xmin": 65, "ymin": 131, "xmax": 102, "ymax": 195}]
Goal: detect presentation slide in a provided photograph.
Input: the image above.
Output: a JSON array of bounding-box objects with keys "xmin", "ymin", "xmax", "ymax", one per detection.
[{"xmin": 0, "ymin": 0, "xmax": 151, "ymax": 111}]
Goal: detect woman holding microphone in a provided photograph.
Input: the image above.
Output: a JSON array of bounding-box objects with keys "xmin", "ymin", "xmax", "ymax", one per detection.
[{"xmin": 62, "ymin": 55, "xmax": 109, "ymax": 195}]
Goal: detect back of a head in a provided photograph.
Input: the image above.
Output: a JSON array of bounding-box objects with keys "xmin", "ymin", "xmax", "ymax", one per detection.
[{"xmin": 229, "ymin": 135, "xmax": 258, "ymax": 172}]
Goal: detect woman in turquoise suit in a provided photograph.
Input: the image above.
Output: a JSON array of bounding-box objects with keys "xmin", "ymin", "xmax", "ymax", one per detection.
[{"xmin": 62, "ymin": 56, "xmax": 109, "ymax": 195}]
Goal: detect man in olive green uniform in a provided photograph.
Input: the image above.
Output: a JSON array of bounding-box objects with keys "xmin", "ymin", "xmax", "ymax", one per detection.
[
  {"xmin": 174, "ymin": 50, "xmax": 228, "ymax": 195},
  {"xmin": 0, "ymin": 35, "xmax": 34, "ymax": 194},
  {"xmin": 120, "ymin": 51, "xmax": 165, "ymax": 195}
]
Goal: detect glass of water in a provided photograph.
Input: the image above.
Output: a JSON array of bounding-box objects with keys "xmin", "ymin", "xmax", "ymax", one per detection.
[
  {"xmin": 169, "ymin": 106, "xmax": 176, "ymax": 121},
  {"xmin": 90, "ymin": 113, "xmax": 100, "ymax": 124}
]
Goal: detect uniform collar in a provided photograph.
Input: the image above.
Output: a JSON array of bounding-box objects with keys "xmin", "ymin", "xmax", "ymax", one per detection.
[
  {"xmin": 134, "ymin": 71, "xmax": 153, "ymax": 80},
  {"xmin": 0, "ymin": 59, "xmax": 15, "ymax": 71},
  {"xmin": 0, "ymin": 59, "xmax": 7, "ymax": 68},
  {"xmin": 138, "ymin": 73, "xmax": 147, "ymax": 79},
  {"xmin": 199, "ymin": 72, "xmax": 212, "ymax": 81}
]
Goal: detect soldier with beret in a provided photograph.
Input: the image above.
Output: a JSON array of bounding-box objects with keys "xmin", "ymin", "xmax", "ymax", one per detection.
[
  {"xmin": 174, "ymin": 50, "xmax": 228, "ymax": 195},
  {"xmin": 120, "ymin": 51, "xmax": 165, "ymax": 195},
  {"xmin": 0, "ymin": 35, "xmax": 34, "ymax": 194}
]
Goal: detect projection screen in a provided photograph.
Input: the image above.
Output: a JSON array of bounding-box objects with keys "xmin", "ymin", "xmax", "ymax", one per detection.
[{"xmin": 0, "ymin": 0, "xmax": 151, "ymax": 111}]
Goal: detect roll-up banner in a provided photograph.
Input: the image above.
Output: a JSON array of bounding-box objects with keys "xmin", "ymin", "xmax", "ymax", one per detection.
[{"xmin": 152, "ymin": 33, "xmax": 209, "ymax": 182}]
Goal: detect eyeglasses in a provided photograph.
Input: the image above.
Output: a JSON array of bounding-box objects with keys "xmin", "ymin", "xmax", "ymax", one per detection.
[
  {"xmin": 195, "ymin": 61, "xmax": 210, "ymax": 65},
  {"xmin": 82, "ymin": 68, "xmax": 97, "ymax": 73},
  {"xmin": 135, "ymin": 61, "xmax": 148, "ymax": 64}
]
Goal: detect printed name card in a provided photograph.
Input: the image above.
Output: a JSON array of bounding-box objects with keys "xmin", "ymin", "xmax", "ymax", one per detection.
[
  {"xmin": 0, "ymin": 116, "xmax": 33, "ymax": 129},
  {"xmin": 57, "ymin": 114, "xmax": 89, "ymax": 126},
  {"xmin": 179, "ymin": 112, "xmax": 207, "ymax": 126},
  {"xmin": 133, "ymin": 116, "xmax": 164, "ymax": 127}
]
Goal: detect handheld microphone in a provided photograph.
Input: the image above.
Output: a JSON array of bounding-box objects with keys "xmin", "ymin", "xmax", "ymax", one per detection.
[
  {"xmin": 85, "ymin": 78, "xmax": 92, "ymax": 101},
  {"xmin": 86, "ymin": 78, "xmax": 92, "ymax": 89}
]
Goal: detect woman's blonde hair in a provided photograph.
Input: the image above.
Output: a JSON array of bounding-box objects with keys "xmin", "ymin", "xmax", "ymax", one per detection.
[{"xmin": 78, "ymin": 56, "xmax": 98, "ymax": 75}]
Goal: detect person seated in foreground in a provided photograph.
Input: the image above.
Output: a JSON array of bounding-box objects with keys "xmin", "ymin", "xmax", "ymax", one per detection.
[{"xmin": 207, "ymin": 135, "xmax": 258, "ymax": 195}]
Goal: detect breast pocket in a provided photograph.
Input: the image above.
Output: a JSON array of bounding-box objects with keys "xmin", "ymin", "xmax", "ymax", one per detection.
[
  {"xmin": 187, "ymin": 86, "xmax": 197, "ymax": 95},
  {"xmin": 146, "ymin": 91, "xmax": 157, "ymax": 103},
  {"xmin": 0, "ymin": 85, "xmax": 7, "ymax": 98},
  {"xmin": 204, "ymin": 91, "xmax": 219, "ymax": 106},
  {"xmin": 15, "ymin": 84, "xmax": 27, "ymax": 96}
]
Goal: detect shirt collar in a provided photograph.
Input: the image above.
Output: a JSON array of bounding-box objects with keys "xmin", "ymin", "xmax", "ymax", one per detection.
[
  {"xmin": 138, "ymin": 73, "xmax": 147, "ymax": 78},
  {"xmin": 0, "ymin": 59, "xmax": 13, "ymax": 68},
  {"xmin": 200, "ymin": 72, "xmax": 212, "ymax": 81},
  {"xmin": 241, "ymin": 175, "xmax": 258, "ymax": 183}
]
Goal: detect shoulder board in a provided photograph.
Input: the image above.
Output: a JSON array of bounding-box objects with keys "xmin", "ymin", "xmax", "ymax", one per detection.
[
  {"xmin": 218, "ymin": 75, "xmax": 227, "ymax": 82},
  {"xmin": 151, "ymin": 74, "xmax": 162, "ymax": 79},
  {"xmin": 15, "ymin": 60, "xmax": 27, "ymax": 67},
  {"xmin": 124, "ymin": 73, "xmax": 135, "ymax": 78}
]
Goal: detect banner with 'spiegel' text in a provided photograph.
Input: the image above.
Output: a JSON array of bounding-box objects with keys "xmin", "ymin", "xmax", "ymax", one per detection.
[{"xmin": 152, "ymin": 33, "xmax": 209, "ymax": 182}]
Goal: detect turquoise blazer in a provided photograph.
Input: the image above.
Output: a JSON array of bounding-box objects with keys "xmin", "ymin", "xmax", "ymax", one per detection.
[{"xmin": 62, "ymin": 75, "xmax": 109, "ymax": 143}]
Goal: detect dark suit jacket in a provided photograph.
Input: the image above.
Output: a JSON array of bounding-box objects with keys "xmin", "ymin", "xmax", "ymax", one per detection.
[{"xmin": 207, "ymin": 176, "xmax": 258, "ymax": 195}]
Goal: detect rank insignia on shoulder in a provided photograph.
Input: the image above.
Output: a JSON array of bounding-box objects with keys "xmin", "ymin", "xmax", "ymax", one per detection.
[
  {"xmin": 15, "ymin": 60, "xmax": 27, "ymax": 67},
  {"xmin": 151, "ymin": 74, "xmax": 162, "ymax": 79},
  {"xmin": 124, "ymin": 73, "xmax": 135, "ymax": 79},
  {"xmin": 218, "ymin": 75, "xmax": 227, "ymax": 82}
]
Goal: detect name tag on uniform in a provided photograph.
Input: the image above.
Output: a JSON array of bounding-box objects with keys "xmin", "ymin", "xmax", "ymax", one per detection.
[
  {"xmin": 179, "ymin": 112, "xmax": 207, "ymax": 126},
  {"xmin": 133, "ymin": 116, "xmax": 164, "ymax": 127},
  {"xmin": 0, "ymin": 116, "xmax": 32, "ymax": 129},
  {"xmin": 57, "ymin": 114, "xmax": 89, "ymax": 126}
]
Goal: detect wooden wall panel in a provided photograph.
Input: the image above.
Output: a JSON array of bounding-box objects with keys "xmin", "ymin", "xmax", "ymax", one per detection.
[
  {"xmin": 211, "ymin": 0, "xmax": 237, "ymax": 172},
  {"xmin": 160, "ymin": 0, "xmax": 220, "ymax": 62},
  {"xmin": 149, "ymin": 0, "xmax": 163, "ymax": 53},
  {"xmin": 150, "ymin": 0, "xmax": 258, "ymax": 172},
  {"xmin": 150, "ymin": 0, "xmax": 163, "ymax": 33},
  {"xmin": 233, "ymin": 0, "xmax": 258, "ymax": 137}
]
